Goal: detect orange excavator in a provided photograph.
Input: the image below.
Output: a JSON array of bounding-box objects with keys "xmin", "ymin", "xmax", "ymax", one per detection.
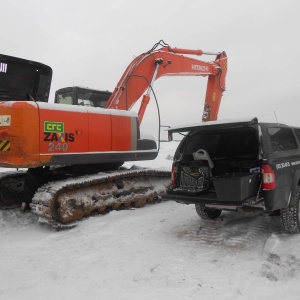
[{"xmin": 0, "ymin": 40, "xmax": 227, "ymax": 228}]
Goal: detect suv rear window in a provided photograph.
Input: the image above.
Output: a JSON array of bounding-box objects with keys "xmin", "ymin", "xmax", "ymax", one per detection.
[
  {"xmin": 184, "ymin": 134, "xmax": 220, "ymax": 156},
  {"xmin": 268, "ymin": 127, "xmax": 298, "ymax": 152},
  {"xmin": 181, "ymin": 128, "xmax": 259, "ymax": 160}
]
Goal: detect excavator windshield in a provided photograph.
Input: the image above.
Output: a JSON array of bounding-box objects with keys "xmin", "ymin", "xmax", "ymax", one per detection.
[
  {"xmin": 55, "ymin": 86, "xmax": 112, "ymax": 108},
  {"xmin": 0, "ymin": 54, "xmax": 52, "ymax": 102}
]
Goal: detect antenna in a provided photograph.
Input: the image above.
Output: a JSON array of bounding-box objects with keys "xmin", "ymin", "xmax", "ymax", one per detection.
[{"xmin": 274, "ymin": 110, "xmax": 279, "ymax": 124}]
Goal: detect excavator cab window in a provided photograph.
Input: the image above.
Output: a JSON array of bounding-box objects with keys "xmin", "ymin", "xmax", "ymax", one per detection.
[
  {"xmin": 55, "ymin": 86, "xmax": 111, "ymax": 108},
  {"xmin": 78, "ymin": 99, "xmax": 94, "ymax": 107},
  {"xmin": 77, "ymin": 88, "xmax": 111, "ymax": 108},
  {"xmin": 56, "ymin": 92, "xmax": 74, "ymax": 105}
]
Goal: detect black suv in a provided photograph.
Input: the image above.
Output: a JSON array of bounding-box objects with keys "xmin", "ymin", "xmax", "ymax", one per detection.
[{"xmin": 163, "ymin": 118, "xmax": 300, "ymax": 233}]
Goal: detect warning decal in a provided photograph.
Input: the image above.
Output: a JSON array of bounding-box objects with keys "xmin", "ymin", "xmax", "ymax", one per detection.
[{"xmin": 0, "ymin": 140, "xmax": 10, "ymax": 151}]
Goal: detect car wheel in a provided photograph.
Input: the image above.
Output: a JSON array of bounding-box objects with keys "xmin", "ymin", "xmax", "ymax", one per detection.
[
  {"xmin": 195, "ymin": 203, "xmax": 222, "ymax": 220},
  {"xmin": 281, "ymin": 186, "xmax": 300, "ymax": 233}
]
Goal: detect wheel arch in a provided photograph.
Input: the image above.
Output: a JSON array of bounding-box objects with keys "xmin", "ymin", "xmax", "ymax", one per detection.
[{"xmin": 288, "ymin": 170, "xmax": 300, "ymax": 208}]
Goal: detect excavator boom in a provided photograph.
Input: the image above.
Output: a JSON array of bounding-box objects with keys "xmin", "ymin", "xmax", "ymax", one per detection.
[{"xmin": 105, "ymin": 41, "xmax": 227, "ymax": 122}]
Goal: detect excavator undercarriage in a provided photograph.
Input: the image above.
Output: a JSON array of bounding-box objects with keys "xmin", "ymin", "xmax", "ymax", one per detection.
[
  {"xmin": 0, "ymin": 167, "xmax": 170, "ymax": 228},
  {"xmin": 32, "ymin": 168, "xmax": 170, "ymax": 228}
]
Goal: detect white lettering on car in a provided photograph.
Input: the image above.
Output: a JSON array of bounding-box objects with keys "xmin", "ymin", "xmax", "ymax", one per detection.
[{"xmin": 276, "ymin": 162, "xmax": 291, "ymax": 170}]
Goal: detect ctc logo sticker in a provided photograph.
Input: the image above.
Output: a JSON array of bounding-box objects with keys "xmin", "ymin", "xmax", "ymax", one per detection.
[{"xmin": 44, "ymin": 121, "xmax": 64, "ymax": 133}]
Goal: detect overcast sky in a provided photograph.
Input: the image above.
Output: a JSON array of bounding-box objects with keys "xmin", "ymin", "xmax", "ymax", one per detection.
[{"xmin": 2, "ymin": 0, "xmax": 300, "ymax": 139}]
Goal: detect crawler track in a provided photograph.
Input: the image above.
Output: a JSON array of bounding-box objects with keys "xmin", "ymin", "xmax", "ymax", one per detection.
[
  {"xmin": 31, "ymin": 169, "xmax": 171, "ymax": 229},
  {"xmin": 0, "ymin": 171, "xmax": 26, "ymax": 208}
]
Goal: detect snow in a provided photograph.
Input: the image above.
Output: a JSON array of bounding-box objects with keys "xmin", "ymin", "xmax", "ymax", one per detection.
[{"xmin": 1, "ymin": 141, "xmax": 300, "ymax": 300}]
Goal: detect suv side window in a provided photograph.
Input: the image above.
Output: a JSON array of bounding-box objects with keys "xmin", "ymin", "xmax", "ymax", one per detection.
[
  {"xmin": 293, "ymin": 128, "xmax": 300, "ymax": 144},
  {"xmin": 268, "ymin": 127, "xmax": 298, "ymax": 152}
]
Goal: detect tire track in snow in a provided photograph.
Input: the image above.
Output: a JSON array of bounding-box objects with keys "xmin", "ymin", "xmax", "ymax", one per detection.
[
  {"xmin": 173, "ymin": 211, "xmax": 282, "ymax": 250},
  {"xmin": 224, "ymin": 216, "xmax": 269, "ymax": 248},
  {"xmin": 196, "ymin": 219, "xmax": 225, "ymax": 245}
]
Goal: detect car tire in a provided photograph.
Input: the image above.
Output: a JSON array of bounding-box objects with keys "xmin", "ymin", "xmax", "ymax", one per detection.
[
  {"xmin": 281, "ymin": 186, "xmax": 300, "ymax": 233},
  {"xmin": 195, "ymin": 203, "xmax": 222, "ymax": 220}
]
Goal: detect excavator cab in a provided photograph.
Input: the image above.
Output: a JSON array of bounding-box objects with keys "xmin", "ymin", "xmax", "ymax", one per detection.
[
  {"xmin": 55, "ymin": 86, "xmax": 112, "ymax": 108},
  {"xmin": 0, "ymin": 54, "xmax": 52, "ymax": 102}
]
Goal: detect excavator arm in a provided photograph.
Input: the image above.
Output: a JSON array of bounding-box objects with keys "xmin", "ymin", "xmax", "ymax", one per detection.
[{"xmin": 105, "ymin": 41, "xmax": 227, "ymax": 123}]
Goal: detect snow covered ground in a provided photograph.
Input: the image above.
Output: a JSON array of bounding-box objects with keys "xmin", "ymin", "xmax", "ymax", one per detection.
[{"xmin": 1, "ymin": 142, "xmax": 300, "ymax": 300}]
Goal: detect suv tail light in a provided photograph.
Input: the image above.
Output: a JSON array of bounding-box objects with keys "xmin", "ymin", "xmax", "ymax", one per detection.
[
  {"xmin": 262, "ymin": 164, "xmax": 276, "ymax": 190},
  {"xmin": 171, "ymin": 164, "xmax": 177, "ymax": 188}
]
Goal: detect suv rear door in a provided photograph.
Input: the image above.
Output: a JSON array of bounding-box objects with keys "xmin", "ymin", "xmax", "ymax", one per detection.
[{"xmin": 260, "ymin": 124, "xmax": 300, "ymax": 210}]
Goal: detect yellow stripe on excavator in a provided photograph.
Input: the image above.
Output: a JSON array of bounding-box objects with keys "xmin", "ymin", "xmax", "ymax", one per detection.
[{"xmin": 0, "ymin": 140, "xmax": 10, "ymax": 151}]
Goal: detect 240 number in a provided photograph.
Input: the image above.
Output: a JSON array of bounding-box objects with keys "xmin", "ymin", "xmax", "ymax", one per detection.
[{"xmin": 48, "ymin": 142, "xmax": 69, "ymax": 152}]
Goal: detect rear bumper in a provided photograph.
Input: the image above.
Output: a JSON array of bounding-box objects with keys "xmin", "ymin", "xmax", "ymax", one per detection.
[{"xmin": 162, "ymin": 190, "xmax": 245, "ymax": 206}]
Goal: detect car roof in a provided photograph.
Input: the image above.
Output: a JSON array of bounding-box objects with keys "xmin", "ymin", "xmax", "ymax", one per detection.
[{"xmin": 167, "ymin": 117, "xmax": 259, "ymax": 135}]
